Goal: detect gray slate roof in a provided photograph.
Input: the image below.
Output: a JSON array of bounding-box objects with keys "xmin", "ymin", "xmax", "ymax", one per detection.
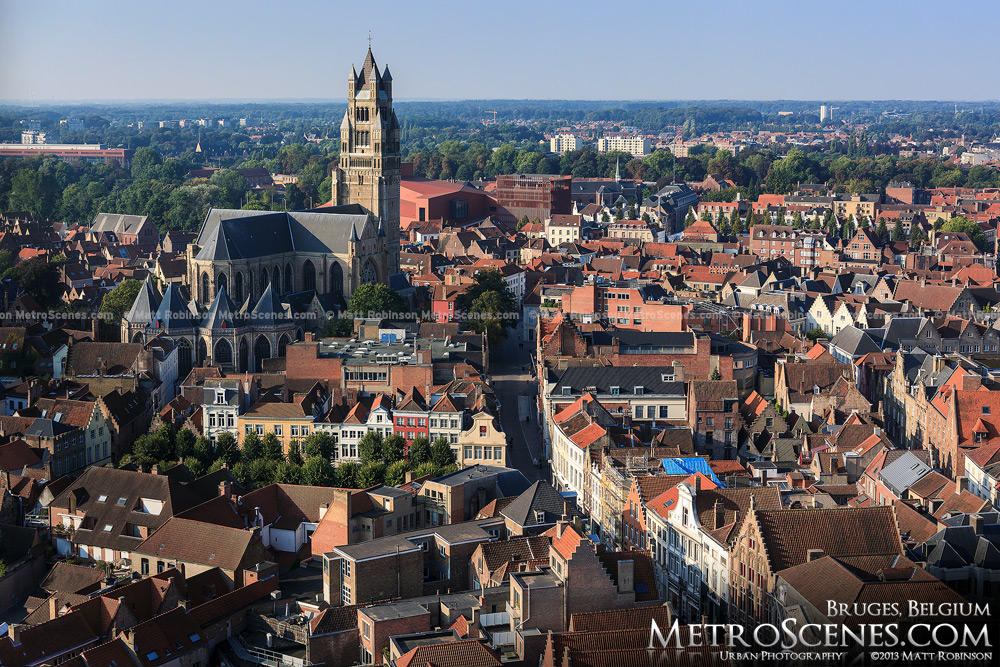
[
  {"xmin": 877, "ymin": 450, "xmax": 932, "ymax": 497},
  {"xmin": 195, "ymin": 207, "xmax": 371, "ymax": 261},
  {"xmin": 125, "ymin": 276, "xmax": 161, "ymax": 325},
  {"xmin": 151, "ymin": 283, "xmax": 198, "ymax": 330},
  {"xmin": 553, "ymin": 366, "xmax": 686, "ymax": 396},
  {"xmin": 500, "ymin": 480, "xmax": 582, "ymax": 528},
  {"xmin": 200, "ymin": 284, "xmax": 246, "ymax": 330}
]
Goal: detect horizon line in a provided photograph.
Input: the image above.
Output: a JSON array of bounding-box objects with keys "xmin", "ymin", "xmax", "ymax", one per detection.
[{"xmin": 2, "ymin": 97, "xmax": 999, "ymax": 106}]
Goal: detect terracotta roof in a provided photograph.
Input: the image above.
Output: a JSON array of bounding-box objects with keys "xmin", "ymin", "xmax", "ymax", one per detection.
[
  {"xmin": 0, "ymin": 439, "xmax": 41, "ymax": 471},
  {"xmin": 754, "ymin": 506, "xmax": 903, "ymax": 573},
  {"xmin": 40, "ymin": 562, "xmax": 106, "ymax": 595},
  {"xmin": 394, "ymin": 639, "xmax": 500, "ymax": 667},
  {"xmin": 134, "ymin": 517, "xmax": 256, "ymax": 572},
  {"xmin": 569, "ymin": 605, "xmax": 672, "ymax": 633}
]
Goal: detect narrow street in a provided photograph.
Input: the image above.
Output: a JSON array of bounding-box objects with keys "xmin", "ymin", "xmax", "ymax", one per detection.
[{"xmin": 490, "ymin": 325, "xmax": 545, "ymax": 483}]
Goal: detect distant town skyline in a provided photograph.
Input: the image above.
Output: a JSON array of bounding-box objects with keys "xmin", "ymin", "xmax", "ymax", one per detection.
[{"xmin": 1, "ymin": 0, "xmax": 999, "ymax": 102}]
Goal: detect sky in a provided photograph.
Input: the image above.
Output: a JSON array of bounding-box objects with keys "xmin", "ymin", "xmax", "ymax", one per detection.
[{"xmin": 2, "ymin": 0, "xmax": 999, "ymax": 102}]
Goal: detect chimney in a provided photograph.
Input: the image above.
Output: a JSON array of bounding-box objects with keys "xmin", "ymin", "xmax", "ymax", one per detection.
[
  {"xmin": 955, "ymin": 476, "xmax": 968, "ymax": 493},
  {"xmin": 218, "ymin": 479, "xmax": 232, "ymax": 498},
  {"xmin": 969, "ymin": 513, "xmax": 984, "ymax": 533},
  {"xmin": 562, "ymin": 499, "xmax": 573, "ymax": 521},
  {"xmin": 7, "ymin": 625, "xmax": 20, "ymax": 646},
  {"xmin": 713, "ymin": 500, "xmax": 725, "ymax": 530},
  {"xmin": 150, "ymin": 464, "xmax": 160, "ymax": 476},
  {"xmin": 693, "ymin": 475, "xmax": 701, "ymax": 492},
  {"xmin": 404, "ymin": 471, "xmax": 415, "ymax": 483},
  {"xmin": 618, "ymin": 559, "xmax": 634, "ymax": 592},
  {"xmin": 49, "ymin": 596, "xmax": 58, "ymax": 619},
  {"xmin": 806, "ymin": 548, "xmax": 824, "ymax": 562},
  {"xmin": 69, "ymin": 493, "xmax": 77, "ymax": 515},
  {"xmin": 305, "ymin": 331, "xmax": 316, "ymax": 342}
]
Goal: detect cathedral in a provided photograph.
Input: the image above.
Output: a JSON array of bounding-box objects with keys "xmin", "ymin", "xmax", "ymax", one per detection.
[{"xmin": 121, "ymin": 48, "xmax": 402, "ymax": 374}]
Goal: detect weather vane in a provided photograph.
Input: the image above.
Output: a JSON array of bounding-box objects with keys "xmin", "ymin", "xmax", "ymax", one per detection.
[{"xmin": 368, "ymin": 30, "xmax": 372, "ymax": 48}]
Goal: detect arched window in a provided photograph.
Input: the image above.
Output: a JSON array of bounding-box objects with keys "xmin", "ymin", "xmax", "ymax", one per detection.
[
  {"xmin": 131, "ymin": 331, "xmax": 144, "ymax": 343},
  {"xmin": 214, "ymin": 338, "xmax": 233, "ymax": 366},
  {"xmin": 285, "ymin": 263, "xmax": 293, "ymax": 294},
  {"xmin": 197, "ymin": 338, "xmax": 207, "ymax": 364},
  {"xmin": 273, "ymin": 265, "xmax": 282, "ymax": 294},
  {"xmin": 360, "ymin": 259, "xmax": 378, "ymax": 284},
  {"xmin": 201, "ymin": 272, "xmax": 210, "ymax": 303},
  {"xmin": 234, "ymin": 272, "xmax": 244, "ymax": 304},
  {"xmin": 260, "ymin": 267, "xmax": 269, "ymax": 297},
  {"xmin": 217, "ymin": 272, "xmax": 228, "ymax": 297},
  {"xmin": 239, "ymin": 337, "xmax": 249, "ymax": 373},
  {"xmin": 254, "ymin": 335, "xmax": 271, "ymax": 372},
  {"xmin": 278, "ymin": 334, "xmax": 290, "ymax": 358},
  {"xmin": 329, "ymin": 262, "xmax": 343, "ymax": 295},
  {"xmin": 303, "ymin": 260, "xmax": 316, "ymax": 293},
  {"xmin": 248, "ymin": 269, "xmax": 255, "ymax": 304},
  {"xmin": 177, "ymin": 339, "xmax": 192, "ymax": 378}
]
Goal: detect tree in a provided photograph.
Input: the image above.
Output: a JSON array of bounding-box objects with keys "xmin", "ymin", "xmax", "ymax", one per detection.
[
  {"xmin": 286, "ymin": 440, "xmax": 304, "ymax": 466},
  {"xmin": 261, "ymin": 432, "xmax": 284, "ymax": 461},
  {"xmin": 892, "ymin": 219, "xmax": 906, "ymax": 242},
  {"xmin": 216, "ymin": 432, "xmax": 240, "ymax": 467},
  {"xmin": 302, "ymin": 456, "xmax": 336, "ymax": 486},
  {"xmin": 358, "ymin": 431, "xmax": 383, "ymax": 464},
  {"xmin": 517, "ymin": 215, "xmax": 530, "ymax": 230},
  {"xmin": 274, "ymin": 461, "xmax": 302, "ymax": 484},
  {"xmin": 357, "ymin": 461, "xmax": 386, "ymax": 488},
  {"xmin": 430, "ymin": 437, "xmax": 456, "ymax": 468},
  {"xmin": 710, "ymin": 368, "xmax": 722, "ymax": 380},
  {"xmin": 382, "ymin": 434, "xmax": 405, "ymax": 464},
  {"xmin": 193, "ymin": 435, "xmax": 213, "ymax": 463},
  {"xmin": 805, "ymin": 327, "xmax": 827, "ymax": 341},
  {"xmin": 384, "ymin": 460, "xmax": 410, "ymax": 486},
  {"xmin": 792, "ymin": 211, "xmax": 804, "ymax": 230},
  {"xmin": 323, "ymin": 316, "xmax": 354, "ymax": 337},
  {"xmin": 175, "ymin": 428, "xmax": 196, "ymax": 460},
  {"xmin": 303, "ymin": 432, "xmax": 336, "ymax": 460},
  {"xmin": 408, "ymin": 436, "xmax": 430, "ymax": 465},
  {"xmin": 875, "ymin": 219, "xmax": 889, "ymax": 243},
  {"xmin": 911, "ymin": 225, "xmax": 928, "ymax": 249},
  {"xmin": 466, "ymin": 290, "xmax": 511, "ymax": 348},
  {"xmin": 414, "ymin": 462, "xmax": 443, "ymax": 479},
  {"xmin": 241, "ymin": 431, "xmax": 263, "ymax": 461},
  {"xmin": 101, "ymin": 279, "xmax": 142, "ymax": 320},
  {"xmin": 248, "ymin": 459, "xmax": 276, "ymax": 488},
  {"xmin": 684, "ymin": 209, "xmax": 696, "ymax": 228},
  {"xmin": 347, "ymin": 283, "xmax": 407, "ymax": 319},
  {"xmin": 335, "ymin": 461, "xmax": 360, "ymax": 488},
  {"xmin": 13, "ymin": 259, "xmax": 61, "ymax": 308}
]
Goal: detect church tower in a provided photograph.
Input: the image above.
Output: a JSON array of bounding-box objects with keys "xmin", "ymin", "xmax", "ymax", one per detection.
[{"xmin": 333, "ymin": 48, "xmax": 401, "ymax": 275}]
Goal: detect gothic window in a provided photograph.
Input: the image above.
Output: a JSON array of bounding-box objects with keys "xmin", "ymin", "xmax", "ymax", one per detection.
[
  {"xmin": 197, "ymin": 338, "xmax": 207, "ymax": 364},
  {"xmin": 254, "ymin": 335, "xmax": 271, "ymax": 372},
  {"xmin": 303, "ymin": 260, "xmax": 316, "ymax": 292},
  {"xmin": 201, "ymin": 272, "xmax": 210, "ymax": 303},
  {"xmin": 177, "ymin": 339, "xmax": 192, "ymax": 378},
  {"xmin": 214, "ymin": 339, "xmax": 233, "ymax": 366},
  {"xmin": 234, "ymin": 272, "xmax": 244, "ymax": 304},
  {"xmin": 360, "ymin": 259, "xmax": 378, "ymax": 284},
  {"xmin": 216, "ymin": 272, "xmax": 228, "ymax": 296},
  {"xmin": 329, "ymin": 262, "xmax": 344, "ymax": 295},
  {"xmin": 131, "ymin": 331, "xmax": 143, "ymax": 343},
  {"xmin": 260, "ymin": 267, "xmax": 269, "ymax": 296},
  {"xmin": 285, "ymin": 264, "xmax": 294, "ymax": 293},
  {"xmin": 278, "ymin": 334, "xmax": 290, "ymax": 358},
  {"xmin": 248, "ymin": 269, "xmax": 255, "ymax": 303},
  {"xmin": 273, "ymin": 265, "xmax": 282, "ymax": 294},
  {"xmin": 239, "ymin": 338, "xmax": 249, "ymax": 373}
]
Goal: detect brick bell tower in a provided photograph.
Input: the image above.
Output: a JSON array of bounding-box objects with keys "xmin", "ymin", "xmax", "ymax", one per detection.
[{"xmin": 333, "ymin": 47, "xmax": 401, "ymax": 275}]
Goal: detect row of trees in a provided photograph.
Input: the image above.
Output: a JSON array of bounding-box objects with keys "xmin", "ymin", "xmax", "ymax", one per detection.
[{"xmin": 122, "ymin": 423, "xmax": 458, "ymax": 491}]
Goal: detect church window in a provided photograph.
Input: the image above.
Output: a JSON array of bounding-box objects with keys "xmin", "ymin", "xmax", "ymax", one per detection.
[
  {"xmin": 201, "ymin": 272, "xmax": 210, "ymax": 303},
  {"xmin": 303, "ymin": 260, "xmax": 316, "ymax": 292},
  {"xmin": 234, "ymin": 272, "xmax": 244, "ymax": 304},
  {"xmin": 216, "ymin": 272, "xmax": 227, "ymax": 296},
  {"xmin": 360, "ymin": 259, "xmax": 378, "ymax": 284},
  {"xmin": 254, "ymin": 336, "xmax": 271, "ymax": 372},
  {"xmin": 329, "ymin": 263, "xmax": 343, "ymax": 295},
  {"xmin": 177, "ymin": 339, "xmax": 192, "ymax": 379},
  {"xmin": 273, "ymin": 265, "xmax": 282, "ymax": 294},
  {"xmin": 260, "ymin": 268, "xmax": 269, "ymax": 296},
  {"xmin": 284, "ymin": 264, "xmax": 294, "ymax": 294},
  {"xmin": 214, "ymin": 339, "xmax": 233, "ymax": 366},
  {"xmin": 278, "ymin": 334, "xmax": 290, "ymax": 358}
]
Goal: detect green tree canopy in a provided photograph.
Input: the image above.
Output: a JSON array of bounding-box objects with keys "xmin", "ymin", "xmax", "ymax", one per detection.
[
  {"xmin": 14, "ymin": 258, "xmax": 61, "ymax": 309},
  {"xmin": 408, "ymin": 436, "xmax": 430, "ymax": 465},
  {"xmin": 939, "ymin": 216, "xmax": 987, "ymax": 251},
  {"xmin": 302, "ymin": 456, "xmax": 336, "ymax": 486},
  {"xmin": 347, "ymin": 283, "xmax": 407, "ymax": 319},
  {"xmin": 303, "ymin": 432, "xmax": 337, "ymax": 459},
  {"xmin": 358, "ymin": 431, "xmax": 384, "ymax": 464},
  {"xmin": 430, "ymin": 437, "xmax": 457, "ymax": 468}
]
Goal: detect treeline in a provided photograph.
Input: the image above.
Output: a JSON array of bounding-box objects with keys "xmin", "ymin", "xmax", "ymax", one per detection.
[
  {"xmin": 123, "ymin": 424, "xmax": 459, "ymax": 491},
  {"xmin": 0, "ymin": 143, "xmax": 337, "ymax": 230}
]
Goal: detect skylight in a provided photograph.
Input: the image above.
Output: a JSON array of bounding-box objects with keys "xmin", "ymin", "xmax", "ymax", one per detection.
[
  {"xmin": 103, "ymin": 524, "xmax": 113, "ymax": 531},
  {"xmin": 98, "ymin": 495, "xmax": 108, "ymax": 502},
  {"xmin": 117, "ymin": 497, "xmax": 127, "ymax": 505},
  {"xmin": 146, "ymin": 653, "xmax": 158, "ymax": 661},
  {"xmin": 188, "ymin": 634, "xmax": 200, "ymax": 643}
]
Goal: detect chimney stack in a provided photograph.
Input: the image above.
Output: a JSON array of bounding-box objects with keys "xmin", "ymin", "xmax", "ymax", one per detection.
[
  {"xmin": 218, "ymin": 479, "xmax": 232, "ymax": 498},
  {"xmin": 713, "ymin": 500, "xmax": 725, "ymax": 530},
  {"xmin": 7, "ymin": 625, "xmax": 20, "ymax": 646},
  {"xmin": 807, "ymin": 548, "xmax": 824, "ymax": 562},
  {"xmin": 969, "ymin": 513, "xmax": 984, "ymax": 533},
  {"xmin": 49, "ymin": 596, "xmax": 58, "ymax": 619},
  {"xmin": 955, "ymin": 476, "xmax": 968, "ymax": 494}
]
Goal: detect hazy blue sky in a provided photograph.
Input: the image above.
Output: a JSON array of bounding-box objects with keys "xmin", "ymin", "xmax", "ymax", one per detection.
[{"xmin": 2, "ymin": 0, "xmax": 998, "ymax": 102}]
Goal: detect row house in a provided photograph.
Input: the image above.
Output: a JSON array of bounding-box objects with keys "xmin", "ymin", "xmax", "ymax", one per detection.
[
  {"xmin": 646, "ymin": 476, "xmax": 781, "ymax": 623},
  {"xmin": 729, "ymin": 506, "xmax": 904, "ymax": 627}
]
